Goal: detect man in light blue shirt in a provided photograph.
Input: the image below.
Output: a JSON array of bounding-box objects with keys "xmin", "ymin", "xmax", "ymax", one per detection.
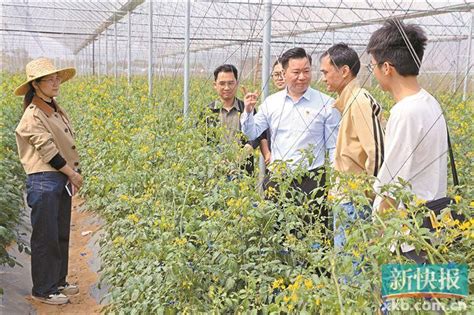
[{"xmin": 241, "ymin": 47, "xmax": 340, "ymax": 231}]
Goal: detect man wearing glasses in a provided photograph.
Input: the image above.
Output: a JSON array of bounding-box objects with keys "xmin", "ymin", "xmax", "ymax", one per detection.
[
  {"xmin": 368, "ymin": 20, "xmax": 448, "ymax": 263},
  {"xmin": 206, "ymin": 64, "xmax": 268, "ymax": 174}
]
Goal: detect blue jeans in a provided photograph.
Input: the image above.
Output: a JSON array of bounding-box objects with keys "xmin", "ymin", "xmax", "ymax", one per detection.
[
  {"xmin": 26, "ymin": 172, "xmax": 72, "ymax": 297},
  {"xmin": 333, "ymin": 202, "xmax": 369, "ymax": 279}
]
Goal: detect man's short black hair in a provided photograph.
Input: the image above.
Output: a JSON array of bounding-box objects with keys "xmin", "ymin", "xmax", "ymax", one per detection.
[
  {"xmin": 320, "ymin": 43, "xmax": 360, "ymax": 77},
  {"xmin": 280, "ymin": 47, "xmax": 312, "ymax": 69},
  {"xmin": 367, "ymin": 19, "xmax": 427, "ymax": 76},
  {"xmin": 213, "ymin": 64, "xmax": 238, "ymax": 81}
]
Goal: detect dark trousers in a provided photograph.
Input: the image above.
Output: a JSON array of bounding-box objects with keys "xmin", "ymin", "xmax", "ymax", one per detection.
[
  {"xmin": 26, "ymin": 172, "xmax": 72, "ymax": 297},
  {"xmin": 264, "ymin": 167, "xmax": 329, "ymax": 233}
]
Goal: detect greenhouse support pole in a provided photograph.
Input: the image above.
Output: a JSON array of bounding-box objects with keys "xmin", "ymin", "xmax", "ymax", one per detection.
[
  {"xmin": 183, "ymin": 0, "xmax": 191, "ymax": 117},
  {"xmin": 454, "ymin": 40, "xmax": 460, "ymax": 92},
  {"xmin": 262, "ymin": 0, "xmax": 271, "ymax": 98},
  {"xmin": 86, "ymin": 48, "xmax": 88, "ymax": 75},
  {"xmin": 128, "ymin": 10, "xmax": 132, "ymax": 85},
  {"xmin": 98, "ymin": 35, "xmax": 101, "ymax": 80},
  {"xmin": 114, "ymin": 18, "xmax": 118, "ymax": 80},
  {"xmin": 463, "ymin": 10, "xmax": 473, "ymax": 101},
  {"xmin": 259, "ymin": 0, "xmax": 272, "ymax": 192},
  {"xmin": 92, "ymin": 41, "xmax": 96, "ymax": 76},
  {"xmin": 105, "ymin": 28, "xmax": 109, "ymax": 76},
  {"xmin": 148, "ymin": 0, "xmax": 153, "ymax": 99}
]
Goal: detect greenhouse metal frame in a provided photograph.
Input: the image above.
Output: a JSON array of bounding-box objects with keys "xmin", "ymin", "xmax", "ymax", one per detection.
[{"xmin": 1, "ymin": 1, "xmax": 473, "ymax": 107}]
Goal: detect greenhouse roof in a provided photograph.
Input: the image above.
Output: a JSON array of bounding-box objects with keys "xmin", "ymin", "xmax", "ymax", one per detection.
[{"xmin": 2, "ymin": 0, "xmax": 472, "ymax": 60}]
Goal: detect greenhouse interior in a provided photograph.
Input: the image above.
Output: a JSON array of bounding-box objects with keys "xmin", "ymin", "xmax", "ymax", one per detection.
[{"xmin": 1, "ymin": 0, "xmax": 473, "ymax": 313}]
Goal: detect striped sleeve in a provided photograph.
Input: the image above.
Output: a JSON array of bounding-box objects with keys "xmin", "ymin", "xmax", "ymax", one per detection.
[{"xmin": 352, "ymin": 92, "xmax": 385, "ymax": 176}]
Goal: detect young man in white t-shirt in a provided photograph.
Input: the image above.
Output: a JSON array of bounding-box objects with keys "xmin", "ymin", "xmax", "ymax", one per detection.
[{"xmin": 367, "ymin": 20, "xmax": 448, "ymax": 263}]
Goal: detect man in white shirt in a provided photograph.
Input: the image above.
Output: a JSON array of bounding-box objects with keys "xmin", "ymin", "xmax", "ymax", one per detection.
[
  {"xmin": 368, "ymin": 20, "xmax": 448, "ymax": 263},
  {"xmin": 241, "ymin": 47, "xmax": 340, "ymax": 231}
]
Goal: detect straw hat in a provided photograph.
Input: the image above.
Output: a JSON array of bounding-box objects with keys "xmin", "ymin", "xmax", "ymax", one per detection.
[{"xmin": 14, "ymin": 57, "xmax": 76, "ymax": 96}]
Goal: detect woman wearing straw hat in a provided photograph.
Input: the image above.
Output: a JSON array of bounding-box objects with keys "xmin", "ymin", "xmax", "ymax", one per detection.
[{"xmin": 14, "ymin": 57, "xmax": 82, "ymax": 305}]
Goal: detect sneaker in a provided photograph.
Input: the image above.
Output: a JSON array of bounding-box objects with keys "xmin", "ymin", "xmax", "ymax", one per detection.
[
  {"xmin": 31, "ymin": 292, "xmax": 69, "ymax": 305},
  {"xmin": 58, "ymin": 283, "xmax": 79, "ymax": 296}
]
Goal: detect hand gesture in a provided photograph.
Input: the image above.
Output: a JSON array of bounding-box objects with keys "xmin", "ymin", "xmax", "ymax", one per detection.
[
  {"xmin": 242, "ymin": 86, "xmax": 259, "ymax": 113},
  {"xmin": 69, "ymin": 171, "xmax": 83, "ymax": 191}
]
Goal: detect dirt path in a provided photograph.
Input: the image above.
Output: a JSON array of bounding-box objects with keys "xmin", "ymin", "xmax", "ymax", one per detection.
[{"xmin": 26, "ymin": 196, "xmax": 103, "ymax": 314}]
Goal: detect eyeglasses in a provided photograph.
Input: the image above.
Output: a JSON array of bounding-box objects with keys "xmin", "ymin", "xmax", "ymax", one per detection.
[
  {"xmin": 367, "ymin": 61, "xmax": 394, "ymax": 73},
  {"xmin": 40, "ymin": 77, "xmax": 62, "ymax": 84},
  {"xmin": 217, "ymin": 81, "xmax": 237, "ymax": 88},
  {"xmin": 272, "ymin": 71, "xmax": 284, "ymax": 79}
]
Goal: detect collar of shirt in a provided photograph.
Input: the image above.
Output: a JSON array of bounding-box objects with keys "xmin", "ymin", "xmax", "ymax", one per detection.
[
  {"xmin": 333, "ymin": 78, "xmax": 360, "ymax": 113},
  {"xmin": 283, "ymin": 86, "xmax": 312, "ymax": 104},
  {"xmin": 210, "ymin": 97, "xmax": 239, "ymax": 112},
  {"xmin": 254, "ymin": 86, "xmax": 337, "ymax": 170},
  {"xmin": 32, "ymin": 96, "xmax": 63, "ymax": 117}
]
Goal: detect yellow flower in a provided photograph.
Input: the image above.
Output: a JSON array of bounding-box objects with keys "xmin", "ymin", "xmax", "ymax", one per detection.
[
  {"xmin": 174, "ymin": 237, "xmax": 188, "ymax": 246},
  {"xmin": 113, "ymin": 236, "xmax": 125, "ymax": 246},
  {"xmin": 295, "ymin": 275, "xmax": 303, "ymax": 284},
  {"xmin": 227, "ymin": 198, "xmax": 235, "ymax": 207},
  {"xmin": 283, "ymin": 295, "xmax": 290, "ymax": 303},
  {"xmin": 265, "ymin": 186, "xmax": 277, "ymax": 198},
  {"xmin": 239, "ymin": 182, "xmax": 248, "ymax": 192},
  {"xmin": 401, "ymin": 225, "xmax": 410, "ymax": 234},
  {"xmin": 304, "ymin": 278, "xmax": 313, "ymax": 290},
  {"xmin": 286, "ymin": 234, "xmax": 297, "ymax": 244},
  {"xmin": 352, "ymin": 249, "xmax": 361, "ymax": 258},
  {"xmin": 315, "ymin": 297, "xmax": 321, "ymax": 306},
  {"xmin": 182, "ymin": 280, "xmax": 192, "ymax": 289},
  {"xmin": 290, "ymin": 292, "xmax": 298, "ymax": 303},
  {"xmin": 208, "ymin": 285, "xmax": 215, "ymax": 298},
  {"xmin": 272, "ymin": 278, "xmax": 285, "ymax": 290},
  {"xmin": 470, "ymin": 201, "xmax": 474, "ymax": 207},
  {"xmin": 348, "ymin": 181, "xmax": 358, "ymax": 190},
  {"xmin": 414, "ymin": 196, "xmax": 426, "ymax": 207},
  {"xmin": 139, "ymin": 145, "xmax": 150, "ymax": 154},
  {"xmin": 454, "ymin": 195, "xmax": 462, "ymax": 204},
  {"xmin": 119, "ymin": 194, "xmax": 129, "ymax": 201},
  {"xmin": 127, "ymin": 214, "xmax": 139, "ymax": 224},
  {"xmin": 399, "ymin": 209, "xmax": 408, "ymax": 219},
  {"xmin": 459, "ymin": 221, "xmax": 471, "ymax": 231},
  {"xmin": 316, "ymin": 283, "xmax": 324, "ymax": 289}
]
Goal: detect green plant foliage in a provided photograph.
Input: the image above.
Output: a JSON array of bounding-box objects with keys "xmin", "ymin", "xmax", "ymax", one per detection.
[
  {"xmin": 3, "ymin": 73, "xmax": 472, "ymax": 313},
  {"xmin": 0, "ymin": 74, "xmax": 28, "ymax": 270}
]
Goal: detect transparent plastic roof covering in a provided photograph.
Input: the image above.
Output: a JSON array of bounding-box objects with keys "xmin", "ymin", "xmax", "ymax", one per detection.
[{"xmin": 1, "ymin": 0, "xmax": 473, "ymax": 75}]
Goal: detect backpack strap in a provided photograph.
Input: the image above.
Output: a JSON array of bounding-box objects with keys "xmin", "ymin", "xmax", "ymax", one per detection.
[
  {"xmin": 236, "ymin": 98, "xmax": 245, "ymax": 113},
  {"xmin": 446, "ymin": 128, "xmax": 459, "ymax": 189}
]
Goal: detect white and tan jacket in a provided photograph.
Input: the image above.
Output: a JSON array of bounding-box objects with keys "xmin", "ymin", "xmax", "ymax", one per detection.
[
  {"xmin": 15, "ymin": 96, "xmax": 80, "ymax": 174},
  {"xmin": 333, "ymin": 79, "xmax": 384, "ymax": 176}
]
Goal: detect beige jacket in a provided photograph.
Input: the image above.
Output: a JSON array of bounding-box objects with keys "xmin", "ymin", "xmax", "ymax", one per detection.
[
  {"xmin": 15, "ymin": 96, "xmax": 80, "ymax": 174},
  {"xmin": 333, "ymin": 79, "xmax": 384, "ymax": 176}
]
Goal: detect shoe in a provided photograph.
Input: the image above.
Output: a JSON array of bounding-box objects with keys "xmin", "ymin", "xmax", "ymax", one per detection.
[
  {"xmin": 31, "ymin": 292, "xmax": 69, "ymax": 305},
  {"xmin": 58, "ymin": 283, "xmax": 79, "ymax": 296}
]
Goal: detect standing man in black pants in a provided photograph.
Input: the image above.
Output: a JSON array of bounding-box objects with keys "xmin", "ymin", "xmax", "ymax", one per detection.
[{"xmin": 241, "ymin": 48, "xmax": 341, "ymax": 235}]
